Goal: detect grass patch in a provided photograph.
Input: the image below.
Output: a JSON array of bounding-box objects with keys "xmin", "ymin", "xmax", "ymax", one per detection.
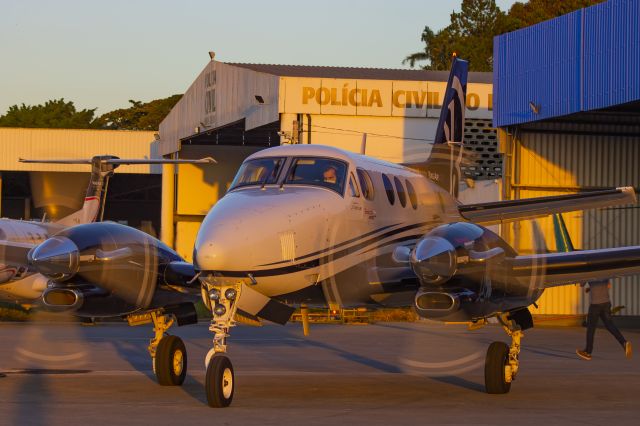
[
  {"xmin": 369, "ymin": 308, "xmax": 418, "ymax": 323},
  {"xmin": 0, "ymin": 301, "xmax": 30, "ymax": 322}
]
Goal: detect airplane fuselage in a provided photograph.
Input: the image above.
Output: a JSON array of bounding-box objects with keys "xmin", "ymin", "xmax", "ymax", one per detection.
[{"xmin": 193, "ymin": 144, "xmax": 543, "ymax": 321}]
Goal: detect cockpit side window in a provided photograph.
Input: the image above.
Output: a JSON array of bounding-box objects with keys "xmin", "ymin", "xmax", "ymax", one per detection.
[
  {"xmin": 230, "ymin": 157, "xmax": 285, "ymax": 190},
  {"xmin": 348, "ymin": 173, "xmax": 360, "ymax": 198},
  {"xmin": 284, "ymin": 157, "xmax": 347, "ymax": 195},
  {"xmin": 356, "ymin": 168, "xmax": 374, "ymax": 200}
]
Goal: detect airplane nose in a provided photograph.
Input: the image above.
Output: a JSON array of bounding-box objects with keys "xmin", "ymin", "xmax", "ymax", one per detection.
[
  {"xmin": 194, "ymin": 240, "xmax": 227, "ymax": 271},
  {"xmin": 28, "ymin": 236, "xmax": 80, "ymax": 281}
]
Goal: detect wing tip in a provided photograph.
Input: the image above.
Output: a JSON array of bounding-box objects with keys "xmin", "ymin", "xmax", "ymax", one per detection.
[{"xmin": 617, "ymin": 186, "xmax": 637, "ymax": 204}]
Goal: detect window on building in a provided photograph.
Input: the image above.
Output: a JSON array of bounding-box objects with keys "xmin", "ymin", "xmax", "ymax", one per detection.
[{"xmin": 382, "ymin": 174, "xmax": 395, "ymax": 205}]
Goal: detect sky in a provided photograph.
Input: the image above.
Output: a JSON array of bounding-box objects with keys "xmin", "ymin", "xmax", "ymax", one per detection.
[{"xmin": 0, "ymin": 0, "xmax": 518, "ymax": 115}]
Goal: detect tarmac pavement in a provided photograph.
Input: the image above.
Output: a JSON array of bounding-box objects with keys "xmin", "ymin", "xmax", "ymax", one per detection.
[{"xmin": 0, "ymin": 320, "xmax": 638, "ymax": 425}]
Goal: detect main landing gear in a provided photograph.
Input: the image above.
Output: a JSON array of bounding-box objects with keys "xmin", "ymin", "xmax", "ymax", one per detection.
[
  {"xmin": 202, "ymin": 281, "xmax": 242, "ymax": 408},
  {"xmin": 127, "ymin": 303, "xmax": 197, "ymax": 387},
  {"xmin": 484, "ymin": 309, "xmax": 533, "ymax": 394}
]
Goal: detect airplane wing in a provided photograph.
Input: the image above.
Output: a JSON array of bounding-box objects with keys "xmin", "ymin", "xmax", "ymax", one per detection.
[
  {"xmin": 459, "ymin": 187, "xmax": 636, "ymax": 225},
  {"xmin": 511, "ymin": 246, "xmax": 640, "ymax": 288},
  {"xmin": 0, "ymin": 240, "xmax": 35, "ymax": 268}
]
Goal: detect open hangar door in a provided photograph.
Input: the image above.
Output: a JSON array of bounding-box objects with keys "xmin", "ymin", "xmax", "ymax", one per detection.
[
  {"xmin": 500, "ymin": 108, "xmax": 640, "ymax": 317},
  {"xmin": 169, "ymin": 119, "xmax": 280, "ymax": 261}
]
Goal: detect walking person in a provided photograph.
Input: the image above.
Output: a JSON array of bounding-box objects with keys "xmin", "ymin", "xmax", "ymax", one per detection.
[{"xmin": 576, "ymin": 279, "xmax": 632, "ymax": 360}]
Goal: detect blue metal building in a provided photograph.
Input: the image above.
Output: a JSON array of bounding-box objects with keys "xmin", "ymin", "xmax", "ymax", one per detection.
[
  {"xmin": 492, "ymin": 0, "xmax": 640, "ymax": 317},
  {"xmin": 494, "ymin": 0, "xmax": 640, "ymax": 127}
]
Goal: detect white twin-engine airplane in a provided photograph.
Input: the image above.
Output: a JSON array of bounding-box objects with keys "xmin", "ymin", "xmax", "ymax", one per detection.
[
  {"xmin": 13, "ymin": 57, "xmax": 640, "ymax": 408},
  {"xmin": 190, "ymin": 57, "xmax": 640, "ymax": 406}
]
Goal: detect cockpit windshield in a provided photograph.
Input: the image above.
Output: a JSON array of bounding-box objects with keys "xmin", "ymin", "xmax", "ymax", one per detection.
[
  {"xmin": 284, "ymin": 157, "xmax": 347, "ymax": 194},
  {"xmin": 230, "ymin": 157, "xmax": 285, "ymax": 190}
]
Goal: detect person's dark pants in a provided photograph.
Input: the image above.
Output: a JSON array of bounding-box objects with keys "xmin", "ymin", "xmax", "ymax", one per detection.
[{"xmin": 585, "ymin": 302, "xmax": 627, "ymax": 353}]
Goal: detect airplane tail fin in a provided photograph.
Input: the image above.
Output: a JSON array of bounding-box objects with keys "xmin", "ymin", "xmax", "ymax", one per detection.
[
  {"xmin": 19, "ymin": 156, "xmax": 216, "ymax": 226},
  {"xmin": 411, "ymin": 56, "xmax": 469, "ymax": 198}
]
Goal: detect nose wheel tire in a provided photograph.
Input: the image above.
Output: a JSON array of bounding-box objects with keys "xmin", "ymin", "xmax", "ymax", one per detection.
[
  {"xmin": 154, "ymin": 335, "xmax": 187, "ymax": 386},
  {"xmin": 485, "ymin": 341, "xmax": 511, "ymax": 394},
  {"xmin": 206, "ymin": 355, "xmax": 234, "ymax": 408}
]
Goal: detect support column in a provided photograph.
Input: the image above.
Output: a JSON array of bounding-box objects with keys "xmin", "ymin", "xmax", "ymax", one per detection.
[{"xmin": 161, "ymin": 161, "xmax": 176, "ymax": 249}]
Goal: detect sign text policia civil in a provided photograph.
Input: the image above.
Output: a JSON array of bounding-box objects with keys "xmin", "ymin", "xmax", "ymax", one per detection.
[{"xmin": 281, "ymin": 78, "xmax": 492, "ymax": 118}]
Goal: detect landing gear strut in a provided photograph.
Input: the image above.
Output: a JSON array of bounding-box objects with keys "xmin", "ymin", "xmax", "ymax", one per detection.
[
  {"xmin": 485, "ymin": 309, "xmax": 532, "ymax": 394},
  {"xmin": 202, "ymin": 280, "xmax": 242, "ymax": 407},
  {"xmin": 127, "ymin": 309, "xmax": 187, "ymax": 386}
]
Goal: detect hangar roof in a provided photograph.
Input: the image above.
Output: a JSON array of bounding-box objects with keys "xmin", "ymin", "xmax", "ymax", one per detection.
[{"xmin": 228, "ymin": 63, "xmax": 493, "ymax": 84}]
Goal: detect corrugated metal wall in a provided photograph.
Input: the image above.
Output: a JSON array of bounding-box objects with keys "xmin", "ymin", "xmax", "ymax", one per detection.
[
  {"xmin": 516, "ymin": 127, "xmax": 640, "ymax": 315},
  {"xmin": 159, "ymin": 61, "xmax": 279, "ymax": 155},
  {"xmin": 583, "ymin": 0, "xmax": 640, "ymax": 110},
  {"xmin": 494, "ymin": 0, "xmax": 640, "ymax": 127},
  {"xmin": 0, "ymin": 128, "xmax": 158, "ymax": 174},
  {"xmin": 493, "ymin": 9, "xmax": 583, "ymax": 127}
]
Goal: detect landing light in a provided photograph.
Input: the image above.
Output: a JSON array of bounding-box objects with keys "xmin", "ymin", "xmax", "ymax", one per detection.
[
  {"xmin": 214, "ymin": 304, "xmax": 227, "ymax": 316},
  {"xmin": 224, "ymin": 288, "xmax": 237, "ymax": 300},
  {"xmin": 209, "ymin": 288, "xmax": 221, "ymax": 301}
]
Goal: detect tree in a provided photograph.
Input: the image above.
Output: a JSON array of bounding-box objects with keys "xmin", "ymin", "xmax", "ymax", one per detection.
[
  {"xmin": 404, "ymin": 0, "xmax": 506, "ymax": 71},
  {"xmin": 95, "ymin": 94, "xmax": 182, "ymax": 130},
  {"xmin": 504, "ymin": 0, "xmax": 605, "ymax": 31},
  {"xmin": 0, "ymin": 99, "xmax": 97, "ymax": 129},
  {"xmin": 404, "ymin": 0, "xmax": 605, "ymax": 71}
]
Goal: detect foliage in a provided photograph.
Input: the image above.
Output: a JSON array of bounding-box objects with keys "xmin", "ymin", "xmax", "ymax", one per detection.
[
  {"xmin": 94, "ymin": 94, "xmax": 182, "ymax": 131},
  {"xmin": 0, "ymin": 99, "xmax": 97, "ymax": 129},
  {"xmin": 404, "ymin": 0, "xmax": 605, "ymax": 71},
  {"xmin": 0, "ymin": 301, "xmax": 30, "ymax": 321},
  {"xmin": 504, "ymin": 0, "xmax": 606, "ymax": 30}
]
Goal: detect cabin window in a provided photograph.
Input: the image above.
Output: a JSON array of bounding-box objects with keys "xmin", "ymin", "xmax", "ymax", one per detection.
[
  {"xmin": 230, "ymin": 157, "xmax": 285, "ymax": 190},
  {"xmin": 356, "ymin": 168, "xmax": 374, "ymax": 201},
  {"xmin": 406, "ymin": 179, "xmax": 418, "ymax": 209},
  {"xmin": 348, "ymin": 173, "xmax": 360, "ymax": 197},
  {"xmin": 394, "ymin": 176, "xmax": 407, "ymax": 208},
  {"xmin": 284, "ymin": 157, "xmax": 348, "ymax": 195},
  {"xmin": 381, "ymin": 174, "xmax": 395, "ymax": 205}
]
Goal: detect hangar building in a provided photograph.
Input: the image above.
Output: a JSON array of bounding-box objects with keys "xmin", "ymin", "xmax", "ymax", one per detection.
[
  {"xmin": 494, "ymin": 0, "xmax": 640, "ymax": 316},
  {"xmin": 158, "ymin": 62, "xmax": 496, "ymax": 261}
]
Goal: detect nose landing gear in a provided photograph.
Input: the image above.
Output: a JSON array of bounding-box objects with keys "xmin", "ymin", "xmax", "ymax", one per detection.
[{"xmin": 203, "ymin": 282, "xmax": 242, "ymax": 407}]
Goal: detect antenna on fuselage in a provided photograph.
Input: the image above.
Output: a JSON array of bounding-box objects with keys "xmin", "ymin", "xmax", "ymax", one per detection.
[{"xmin": 360, "ymin": 133, "xmax": 367, "ymax": 155}]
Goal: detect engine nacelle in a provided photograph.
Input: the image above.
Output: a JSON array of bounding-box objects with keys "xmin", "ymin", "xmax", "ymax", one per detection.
[
  {"xmin": 410, "ymin": 222, "xmax": 515, "ymax": 287},
  {"xmin": 414, "ymin": 288, "xmax": 476, "ymax": 319},
  {"xmin": 29, "ymin": 222, "xmax": 185, "ymax": 310}
]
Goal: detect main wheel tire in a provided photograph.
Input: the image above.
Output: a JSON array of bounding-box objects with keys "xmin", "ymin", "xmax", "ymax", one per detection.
[
  {"xmin": 485, "ymin": 341, "xmax": 511, "ymax": 394},
  {"xmin": 154, "ymin": 335, "xmax": 187, "ymax": 386},
  {"xmin": 206, "ymin": 355, "xmax": 234, "ymax": 408}
]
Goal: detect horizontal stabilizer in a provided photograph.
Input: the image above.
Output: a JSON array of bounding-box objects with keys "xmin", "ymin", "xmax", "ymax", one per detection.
[{"xmin": 459, "ymin": 187, "xmax": 636, "ymax": 225}]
